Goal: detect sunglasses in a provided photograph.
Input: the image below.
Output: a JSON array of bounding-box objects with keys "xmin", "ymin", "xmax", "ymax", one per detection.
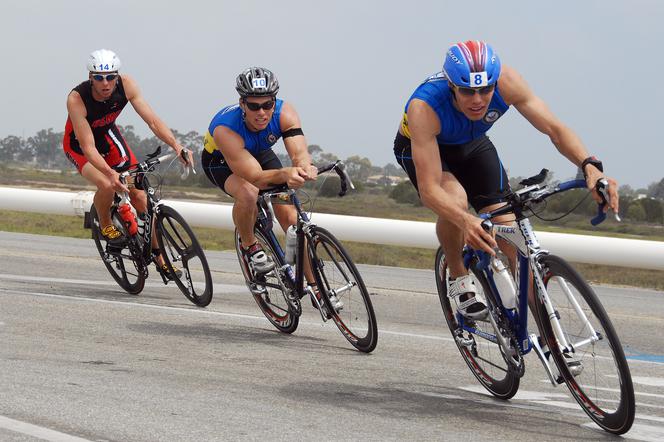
[
  {"xmin": 243, "ymin": 99, "xmax": 275, "ymax": 111},
  {"xmin": 456, "ymin": 84, "xmax": 495, "ymax": 96},
  {"xmin": 92, "ymin": 73, "xmax": 118, "ymax": 82}
]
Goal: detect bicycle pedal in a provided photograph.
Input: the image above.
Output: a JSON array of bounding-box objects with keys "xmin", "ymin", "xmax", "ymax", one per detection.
[{"xmin": 250, "ymin": 283, "xmax": 267, "ymax": 295}]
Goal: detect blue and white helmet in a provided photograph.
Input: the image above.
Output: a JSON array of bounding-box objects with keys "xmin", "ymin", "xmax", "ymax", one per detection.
[
  {"xmin": 87, "ymin": 49, "xmax": 121, "ymax": 73},
  {"xmin": 443, "ymin": 41, "xmax": 501, "ymax": 88}
]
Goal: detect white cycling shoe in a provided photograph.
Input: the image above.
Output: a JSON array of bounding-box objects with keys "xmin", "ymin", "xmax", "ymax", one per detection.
[{"xmin": 448, "ymin": 274, "xmax": 488, "ymax": 320}]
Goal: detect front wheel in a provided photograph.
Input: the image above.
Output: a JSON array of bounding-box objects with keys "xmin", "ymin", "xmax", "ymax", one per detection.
[
  {"xmin": 435, "ymin": 248, "xmax": 520, "ymax": 399},
  {"xmin": 533, "ymin": 255, "xmax": 635, "ymax": 434},
  {"xmin": 156, "ymin": 205, "xmax": 213, "ymax": 307},
  {"xmin": 235, "ymin": 228, "xmax": 299, "ymax": 334},
  {"xmin": 309, "ymin": 227, "xmax": 377, "ymax": 353},
  {"xmin": 90, "ymin": 205, "xmax": 146, "ymax": 295}
]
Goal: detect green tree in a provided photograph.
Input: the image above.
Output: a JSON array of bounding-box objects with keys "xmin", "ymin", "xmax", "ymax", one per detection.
[
  {"xmin": 308, "ymin": 144, "xmax": 323, "ymax": 163},
  {"xmin": 639, "ymin": 198, "xmax": 663, "ymax": 223},
  {"xmin": 344, "ymin": 155, "xmax": 372, "ymax": 182},
  {"xmin": 319, "ymin": 152, "xmax": 339, "ymax": 164},
  {"xmin": 619, "ymin": 184, "xmax": 637, "ymax": 199},
  {"xmin": 0, "ymin": 135, "xmax": 24, "ymax": 162},
  {"xmin": 647, "ymin": 178, "xmax": 664, "ymax": 201},
  {"xmin": 28, "ymin": 128, "xmax": 64, "ymax": 168},
  {"xmin": 389, "ymin": 181, "xmax": 421, "ymax": 206},
  {"xmin": 384, "ymin": 162, "xmax": 404, "ymax": 177},
  {"xmin": 626, "ymin": 202, "xmax": 647, "ymax": 222},
  {"xmin": 317, "ymin": 176, "xmax": 342, "ymax": 197}
]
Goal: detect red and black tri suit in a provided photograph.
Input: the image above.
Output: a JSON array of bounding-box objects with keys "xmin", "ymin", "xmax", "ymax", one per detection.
[{"xmin": 63, "ymin": 76, "xmax": 137, "ymax": 172}]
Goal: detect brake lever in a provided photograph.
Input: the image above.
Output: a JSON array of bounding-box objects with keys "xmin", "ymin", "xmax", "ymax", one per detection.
[
  {"xmin": 591, "ymin": 178, "xmax": 621, "ymax": 225},
  {"xmin": 178, "ymin": 149, "xmax": 195, "ymax": 179}
]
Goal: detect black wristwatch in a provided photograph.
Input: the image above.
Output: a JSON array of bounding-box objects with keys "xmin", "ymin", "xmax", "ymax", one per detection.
[{"xmin": 581, "ymin": 156, "xmax": 603, "ymax": 179}]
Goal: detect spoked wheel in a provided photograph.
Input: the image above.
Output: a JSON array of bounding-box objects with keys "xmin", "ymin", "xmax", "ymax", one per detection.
[
  {"xmin": 235, "ymin": 228, "xmax": 299, "ymax": 334},
  {"xmin": 90, "ymin": 205, "xmax": 146, "ymax": 295},
  {"xmin": 435, "ymin": 248, "xmax": 520, "ymax": 399},
  {"xmin": 534, "ymin": 254, "xmax": 635, "ymax": 434},
  {"xmin": 309, "ymin": 227, "xmax": 377, "ymax": 353},
  {"xmin": 156, "ymin": 205, "xmax": 213, "ymax": 307}
]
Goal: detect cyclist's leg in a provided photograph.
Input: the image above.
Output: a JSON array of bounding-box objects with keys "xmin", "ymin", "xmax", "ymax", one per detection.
[
  {"xmin": 81, "ymin": 162, "xmax": 116, "ymax": 230},
  {"xmin": 435, "ymin": 174, "xmax": 489, "ymax": 319},
  {"xmin": 225, "ymin": 175, "xmax": 259, "ymax": 245},
  {"xmin": 436, "ymin": 173, "xmax": 469, "ymax": 278},
  {"xmin": 394, "ymin": 133, "xmax": 484, "ymax": 317}
]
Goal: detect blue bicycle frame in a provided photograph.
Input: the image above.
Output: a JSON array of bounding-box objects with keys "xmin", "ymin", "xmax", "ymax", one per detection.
[{"xmin": 454, "ymin": 179, "xmax": 593, "ymax": 363}]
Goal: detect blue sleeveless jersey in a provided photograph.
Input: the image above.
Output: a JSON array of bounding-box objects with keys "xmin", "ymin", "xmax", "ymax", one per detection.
[
  {"xmin": 204, "ymin": 99, "xmax": 284, "ymax": 156},
  {"xmin": 400, "ymin": 72, "xmax": 509, "ymax": 145}
]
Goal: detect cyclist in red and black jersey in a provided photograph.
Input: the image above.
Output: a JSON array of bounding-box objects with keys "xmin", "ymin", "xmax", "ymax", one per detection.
[{"xmin": 64, "ymin": 49, "xmax": 193, "ymax": 277}]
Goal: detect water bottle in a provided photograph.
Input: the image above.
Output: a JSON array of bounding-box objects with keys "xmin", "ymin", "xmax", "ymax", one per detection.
[
  {"xmin": 284, "ymin": 225, "xmax": 297, "ymax": 265},
  {"xmin": 491, "ymin": 253, "xmax": 517, "ymax": 310},
  {"xmin": 118, "ymin": 203, "xmax": 138, "ymax": 235}
]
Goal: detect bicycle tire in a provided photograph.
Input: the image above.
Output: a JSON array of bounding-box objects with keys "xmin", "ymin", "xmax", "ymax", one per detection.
[
  {"xmin": 156, "ymin": 205, "xmax": 214, "ymax": 307},
  {"xmin": 435, "ymin": 247, "xmax": 520, "ymax": 399},
  {"xmin": 235, "ymin": 228, "xmax": 299, "ymax": 334},
  {"xmin": 90, "ymin": 205, "xmax": 146, "ymax": 295},
  {"xmin": 309, "ymin": 227, "xmax": 377, "ymax": 353},
  {"xmin": 533, "ymin": 254, "xmax": 635, "ymax": 434}
]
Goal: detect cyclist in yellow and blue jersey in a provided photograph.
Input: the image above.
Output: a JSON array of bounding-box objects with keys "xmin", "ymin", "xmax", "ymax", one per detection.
[
  {"xmin": 202, "ymin": 67, "xmax": 317, "ymax": 275},
  {"xmin": 394, "ymin": 40, "xmax": 619, "ymax": 320}
]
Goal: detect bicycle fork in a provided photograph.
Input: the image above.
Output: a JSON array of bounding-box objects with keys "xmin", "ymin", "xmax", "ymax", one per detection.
[{"xmin": 530, "ymin": 266, "xmax": 600, "ymax": 385}]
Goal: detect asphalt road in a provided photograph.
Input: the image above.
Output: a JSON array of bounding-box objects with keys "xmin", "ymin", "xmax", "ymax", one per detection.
[{"xmin": 1, "ymin": 231, "xmax": 663, "ymax": 441}]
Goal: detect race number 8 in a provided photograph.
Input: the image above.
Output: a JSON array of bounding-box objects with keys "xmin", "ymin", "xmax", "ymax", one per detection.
[{"xmin": 473, "ymin": 72, "xmax": 488, "ymax": 86}]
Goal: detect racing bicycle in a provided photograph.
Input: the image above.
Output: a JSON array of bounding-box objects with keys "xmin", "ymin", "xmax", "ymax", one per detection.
[
  {"xmin": 435, "ymin": 169, "xmax": 635, "ymax": 434},
  {"xmin": 235, "ymin": 161, "xmax": 378, "ymax": 353},
  {"xmin": 87, "ymin": 147, "xmax": 213, "ymax": 307}
]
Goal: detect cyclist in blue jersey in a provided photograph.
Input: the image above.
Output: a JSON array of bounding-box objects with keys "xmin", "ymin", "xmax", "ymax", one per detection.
[
  {"xmin": 201, "ymin": 67, "xmax": 318, "ymax": 274},
  {"xmin": 394, "ymin": 40, "xmax": 619, "ymax": 320}
]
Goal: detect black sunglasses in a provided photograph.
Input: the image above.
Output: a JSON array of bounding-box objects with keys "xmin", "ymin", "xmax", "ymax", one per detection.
[
  {"xmin": 92, "ymin": 73, "xmax": 118, "ymax": 82},
  {"xmin": 243, "ymin": 99, "xmax": 275, "ymax": 111},
  {"xmin": 456, "ymin": 84, "xmax": 495, "ymax": 96}
]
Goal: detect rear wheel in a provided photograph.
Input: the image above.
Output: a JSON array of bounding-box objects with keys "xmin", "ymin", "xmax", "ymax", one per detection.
[
  {"xmin": 235, "ymin": 228, "xmax": 299, "ymax": 334},
  {"xmin": 156, "ymin": 205, "xmax": 213, "ymax": 307},
  {"xmin": 435, "ymin": 247, "xmax": 520, "ymax": 399},
  {"xmin": 90, "ymin": 205, "xmax": 146, "ymax": 295},
  {"xmin": 534, "ymin": 255, "xmax": 634, "ymax": 434},
  {"xmin": 309, "ymin": 227, "xmax": 377, "ymax": 353}
]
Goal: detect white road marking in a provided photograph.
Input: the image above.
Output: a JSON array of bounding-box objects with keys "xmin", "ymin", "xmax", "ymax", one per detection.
[
  {"xmin": 632, "ymin": 376, "xmax": 664, "ymax": 387},
  {"xmin": 0, "ymin": 415, "xmax": 91, "ymax": 442},
  {"xmin": 0, "ymin": 273, "xmax": 245, "ymax": 292}
]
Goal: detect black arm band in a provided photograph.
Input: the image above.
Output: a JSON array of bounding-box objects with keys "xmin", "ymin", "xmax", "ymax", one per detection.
[
  {"xmin": 581, "ymin": 156, "xmax": 603, "ymax": 179},
  {"xmin": 282, "ymin": 128, "xmax": 304, "ymax": 139}
]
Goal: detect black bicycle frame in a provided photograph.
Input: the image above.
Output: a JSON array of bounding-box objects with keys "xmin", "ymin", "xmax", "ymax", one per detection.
[{"xmin": 256, "ymin": 190, "xmax": 312, "ymax": 299}]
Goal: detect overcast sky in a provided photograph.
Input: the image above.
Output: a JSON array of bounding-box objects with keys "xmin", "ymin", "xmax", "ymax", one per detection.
[{"xmin": 1, "ymin": 0, "xmax": 661, "ymax": 188}]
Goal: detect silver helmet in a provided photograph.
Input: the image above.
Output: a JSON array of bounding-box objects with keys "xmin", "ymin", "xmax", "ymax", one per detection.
[{"xmin": 235, "ymin": 67, "xmax": 279, "ymax": 97}]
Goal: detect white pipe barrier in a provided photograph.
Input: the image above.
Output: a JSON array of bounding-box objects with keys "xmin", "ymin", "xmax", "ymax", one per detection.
[{"xmin": 2, "ymin": 186, "xmax": 663, "ymax": 271}]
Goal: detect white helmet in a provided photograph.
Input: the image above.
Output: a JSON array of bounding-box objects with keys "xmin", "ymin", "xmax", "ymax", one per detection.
[{"xmin": 87, "ymin": 49, "xmax": 121, "ymax": 72}]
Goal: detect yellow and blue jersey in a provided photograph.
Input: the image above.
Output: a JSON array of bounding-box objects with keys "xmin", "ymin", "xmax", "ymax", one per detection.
[
  {"xmin": 204, "ymin": 99, "xmax": 284, "ymax": 156},
  {"xmin": 400, "ymin": 72, "xmax": 509, "ymax": 145}
]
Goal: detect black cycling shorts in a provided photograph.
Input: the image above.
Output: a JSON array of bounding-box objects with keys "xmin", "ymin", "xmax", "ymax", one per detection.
[
  {"xmin": 202, "ymin": 148, "xmax": 283, "ymax": 196},
  {"xmin": 393, "ymin": 131, "xmax": 509, "ymax": 211}
]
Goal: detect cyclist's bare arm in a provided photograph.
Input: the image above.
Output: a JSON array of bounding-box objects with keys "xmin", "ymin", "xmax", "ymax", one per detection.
[
  {"xmin": 408, "ymin": 98, "xmax": 496, "ymax": 253},
  {"xmin": 66, "ymin": 92, "xmax": 128, "ymax": 192},
  {"xmin": 213, "ymin": 126, "xmax": 307, "ymax": 189},
  {"xmin": 122, "ymin": 75, "xmax": 192, "ymax": 165},
  {"xmin": 498, "ymin": 66, "xmax": 618, "ymax": 211},
  {"xmin": 280, "ymin": 102, "xmax": 317, "ymax": 180}
]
